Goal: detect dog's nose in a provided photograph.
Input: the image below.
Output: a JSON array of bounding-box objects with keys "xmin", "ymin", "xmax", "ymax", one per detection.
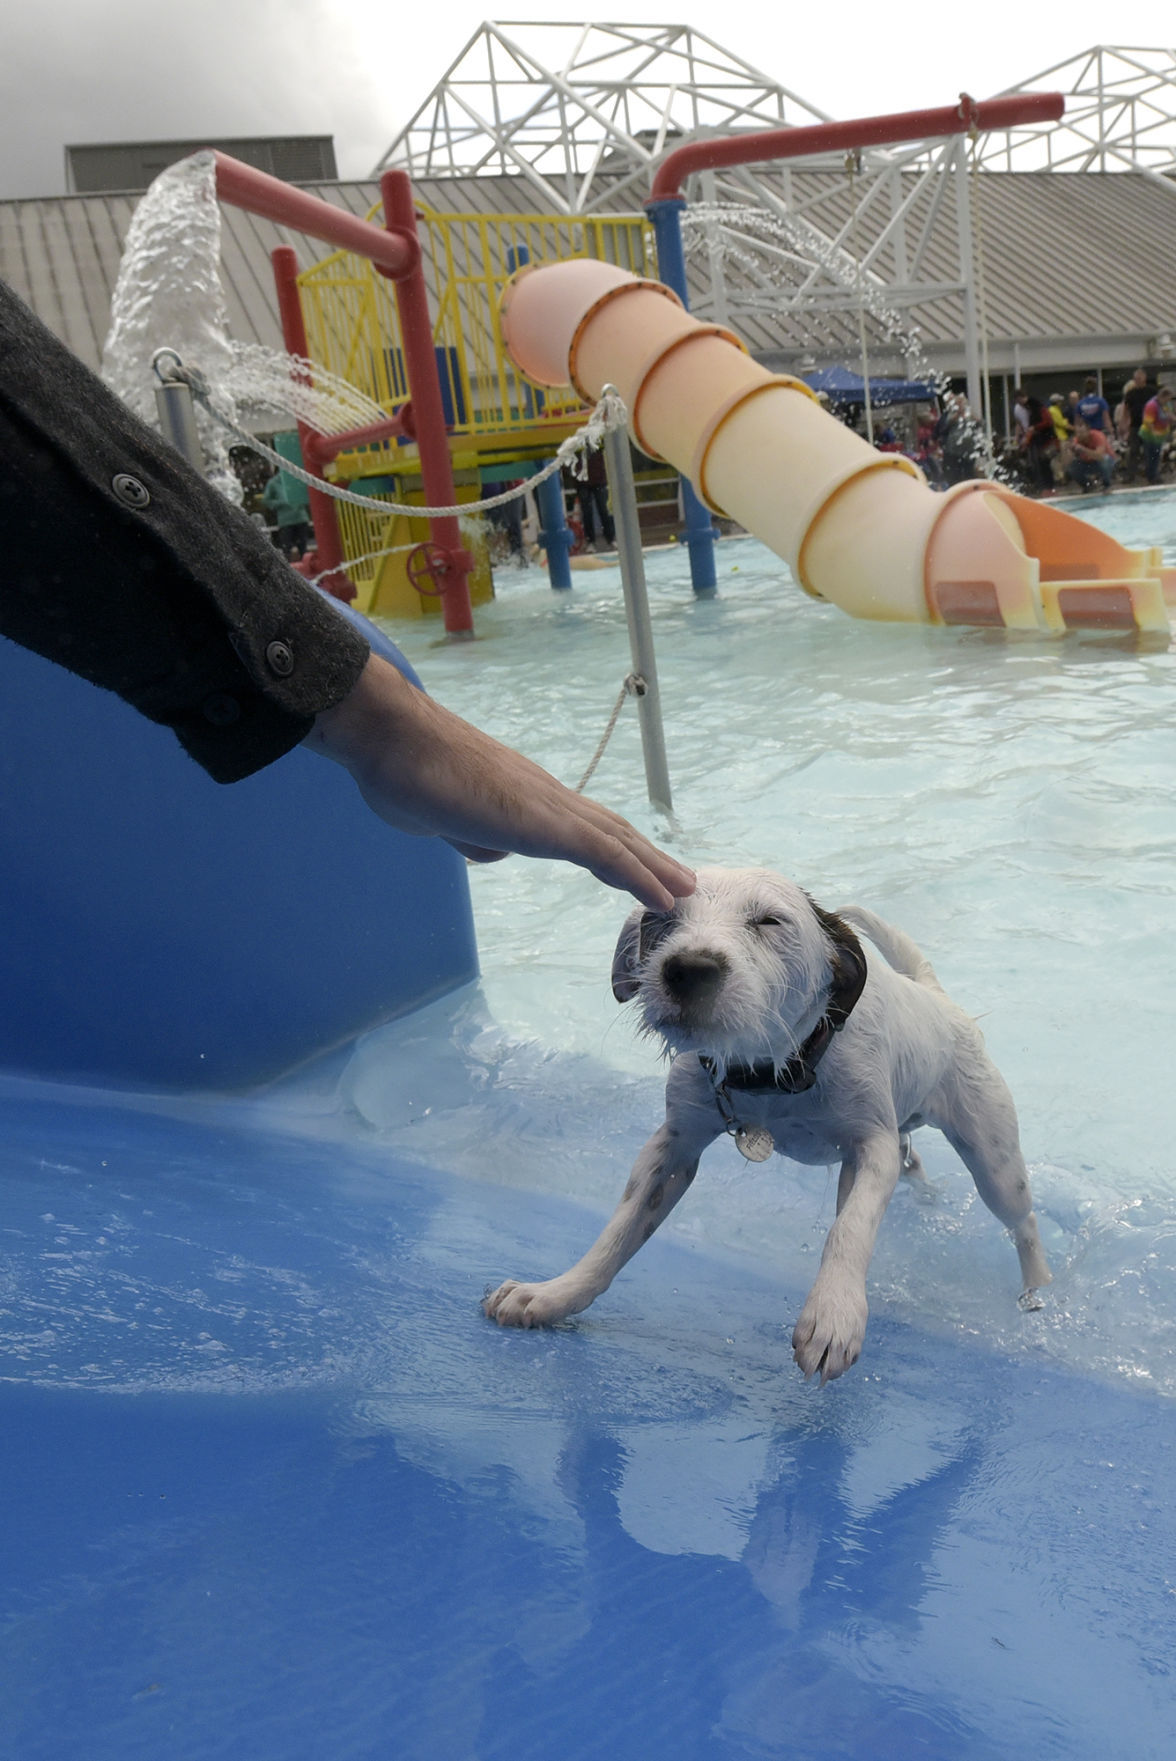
[{"xmin": 661, "ymin": 950, "xmax": 729, "ymax": 1006}]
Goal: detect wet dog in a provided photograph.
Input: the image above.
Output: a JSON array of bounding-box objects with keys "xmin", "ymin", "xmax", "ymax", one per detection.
[{"xmin": 483, "ymin": 867, "xmax": 1052, "ymax": 1383}]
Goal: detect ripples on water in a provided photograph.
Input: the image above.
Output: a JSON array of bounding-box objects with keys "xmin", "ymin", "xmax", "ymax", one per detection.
[{"xmin": 342, "ymin": 493, "xmax": 1176, "ymax": 1395}]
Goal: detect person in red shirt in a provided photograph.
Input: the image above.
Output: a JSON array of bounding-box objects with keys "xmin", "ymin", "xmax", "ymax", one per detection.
[{"xmin": 1066, "ymin": 419, "xmax": 1115, "ymax": 492}]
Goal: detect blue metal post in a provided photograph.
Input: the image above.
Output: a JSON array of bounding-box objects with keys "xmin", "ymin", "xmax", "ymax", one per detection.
[
  {"xmin": 535, "ymin": 467, "xmax": 574, "ymax": 590},
  {"xmin": 645, "ymin": 195, "xmax": 719, "ymax": 593}
]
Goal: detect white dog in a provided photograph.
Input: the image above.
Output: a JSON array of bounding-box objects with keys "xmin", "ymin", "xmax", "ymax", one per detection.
[{"xmin": 483, "ymin": 867, "xmax": 1052, "ymax": 1384}]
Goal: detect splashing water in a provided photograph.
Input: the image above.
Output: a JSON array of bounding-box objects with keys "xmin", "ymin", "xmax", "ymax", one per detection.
[
  {"xmin": 219, "ymin": 342, "xmax": 388, "ymax": 437},
  {"xmin": 682, "ymin": 199, "xmax": 998, "ymax": 477},
  {"xmin": 682, "ymin": 199, "xmax": 922, "ymax": 367},
  {"xmin": 101, "ymin": 151, "xmax": 389, "ymax": 498},
  {"xmin": 101, "ymin": 152, "xmax": 242, "ymax": 499}
]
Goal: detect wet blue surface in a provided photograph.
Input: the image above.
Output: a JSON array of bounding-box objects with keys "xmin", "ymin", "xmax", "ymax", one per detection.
[
  {"xmin": 2, "ymin": 1084, "xmax": 1174, "ymax": 1761},
  {"xmin": 0, "ymin": 613, "xmax": 476, "ymax": 1090}
]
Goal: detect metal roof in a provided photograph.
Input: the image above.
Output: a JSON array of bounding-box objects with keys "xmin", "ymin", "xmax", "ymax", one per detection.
[
  {"xmin": 1, "ymin": 167, "xmax": 1172, "ymax": 381},
  {"xmin": 723, "ymin": 165, "xmax": 1176, "ymax": 372}
]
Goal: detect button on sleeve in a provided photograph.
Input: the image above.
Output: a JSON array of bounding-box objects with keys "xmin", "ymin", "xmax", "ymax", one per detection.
[{"xmin": 265, "ymin": 639, "xmax": 295, "ymax": 678}]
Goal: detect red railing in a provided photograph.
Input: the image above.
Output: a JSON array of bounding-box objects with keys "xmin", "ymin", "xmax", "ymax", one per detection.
[
  {"xmin": 649, "ymin": 92, "xmax": 1066, "ymax": 201},
  {"xmin": 212, "ymin": 153, "xmax": 473, "ymax": 634}
]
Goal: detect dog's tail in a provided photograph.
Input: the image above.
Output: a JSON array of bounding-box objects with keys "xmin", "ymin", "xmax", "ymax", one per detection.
[{"xmin": 835, "ymin": 905, "xmax": 945, "ymax": 993}]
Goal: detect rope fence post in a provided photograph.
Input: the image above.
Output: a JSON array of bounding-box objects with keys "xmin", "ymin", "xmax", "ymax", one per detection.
[
  {"xmin": 600, "ymin": 387, "xmax": 674, "ymax": 815},
  {"xmin": 152, "ymin": 352, "xmax": 205, "ymax": 471}
]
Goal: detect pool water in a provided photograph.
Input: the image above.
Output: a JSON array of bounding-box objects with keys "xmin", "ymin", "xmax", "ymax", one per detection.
[
  {"xmin": 343, "ymin": 489, "xmax": 1176, "ymax": 1397},
  {"xmin": 6, "ymin": 491, "xmax": 1176, "ymax": 1761}
]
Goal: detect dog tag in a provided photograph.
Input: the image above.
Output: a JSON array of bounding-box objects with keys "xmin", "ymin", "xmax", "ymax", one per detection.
[{"xmin": 734, "ymin": 1125, "xmax": 774, "ymax": 1163}]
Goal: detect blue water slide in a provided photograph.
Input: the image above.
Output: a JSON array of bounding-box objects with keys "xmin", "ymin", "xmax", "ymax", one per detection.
[{"xmin": 0, "ymin": 607, "xmax": 477, "ymax": 1089}]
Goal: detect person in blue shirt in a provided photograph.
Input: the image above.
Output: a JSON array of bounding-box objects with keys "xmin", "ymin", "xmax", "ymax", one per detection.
[
  {"xmin": 1075, "ymin": 376, "xmax": 1113, "ymax": 436},
  {"xmin": 261, "ymin": 463, "xmax": 311, "ymax": 560}
]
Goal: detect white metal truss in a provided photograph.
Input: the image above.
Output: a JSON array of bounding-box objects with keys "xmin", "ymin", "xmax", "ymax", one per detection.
[
  {"xmin": 674, "ymin": 136, "xmax": 990, "ymax": 430},
  {"xmin": 373, "ymin": 30, "xmax": 1176, "ymax": 418},
  {"xmin": 372, "ymin": 20, "xmax": 831, "ymax": 213},
  {"xmin": 974, "ymin": 44, "xmax": 1176, "ymax": 179},
  {"xmin": 372, "ymin": 20, "xmax": 979, "ymax": 388}
]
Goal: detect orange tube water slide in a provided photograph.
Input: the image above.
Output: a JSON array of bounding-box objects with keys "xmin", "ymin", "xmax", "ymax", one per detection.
[{"xmin": 500, "ymin": 260, "xmax": 1174, "ymax": 634}]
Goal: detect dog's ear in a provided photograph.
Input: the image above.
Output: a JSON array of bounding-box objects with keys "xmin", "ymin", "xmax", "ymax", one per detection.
[
  {"xmin": 612, "ymin": 905, "xmax": 680, "ymax": 1001},
  {"xmin": 808, "ymin": 898, "xmax": 869, "ymax": 1017},
  {"xmin": 611, "ymin": 907, "xmax": 646, "ymax": 1001}
]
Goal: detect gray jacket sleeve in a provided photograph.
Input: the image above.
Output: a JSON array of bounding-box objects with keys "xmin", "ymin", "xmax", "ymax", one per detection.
[{"xmin": 0, "ymin": 278, "xmax": 370, "ymax": 783}]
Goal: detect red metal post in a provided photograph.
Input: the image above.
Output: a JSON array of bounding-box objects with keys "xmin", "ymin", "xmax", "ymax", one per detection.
[
  {"xmin": 270, "ymin": 245, "xmax": 354, "ymax": 602},
  {"xmin": 649, "ymin": 91, "xmax": 1066, "ymax": 200},
  {"xmin": 213, "ymin": 151, "xmax": 473, "ymax": 632},
  {"xmin": 305, "ymin": 414, "xmax": 408, "ymax": 467},
  {"xmin": 379, "ymin": 170, "xmax": 474, "ymax": 638},
  {"xmin": 214, "ymin": 152, "xmax": 416, "ymax": 275}
]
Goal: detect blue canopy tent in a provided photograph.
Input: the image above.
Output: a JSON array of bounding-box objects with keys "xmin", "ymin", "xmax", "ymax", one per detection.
[{"xmin": 802, "ymin": 364, "xmax": 938, "ymax": 404}]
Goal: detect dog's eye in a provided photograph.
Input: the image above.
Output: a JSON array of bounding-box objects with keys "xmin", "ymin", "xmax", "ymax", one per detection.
[{"xmin": 750, "ymin": 913, "xmax": 786, "ymax": 931}]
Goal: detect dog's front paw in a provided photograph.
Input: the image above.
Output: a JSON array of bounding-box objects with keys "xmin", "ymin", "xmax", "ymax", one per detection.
[
  {"xmin": 482, "ymin": 1277, "xmax": 580, "ymax": 1328},
  {"xmin": 792, "ymin": 1281, "xmax": 868, "ymax": 1385}
]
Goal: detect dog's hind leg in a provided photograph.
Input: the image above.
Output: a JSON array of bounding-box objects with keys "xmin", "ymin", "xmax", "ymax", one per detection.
[
  {"xmin": 937, "ymin": 1063, "xmax": 1053, "ymax": 1302},
  {"xmin": 484, "ymin": 1120, "xmax": 711, "ymax": 1329}
]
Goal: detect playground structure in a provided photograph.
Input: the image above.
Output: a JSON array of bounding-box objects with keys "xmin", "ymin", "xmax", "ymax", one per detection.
[
  {"xmin": 208, "ymin": 88, "xmax": 1176, "ymax": 638},
  {"xmin": 501, "ymin": 256, "xmax": 1176, "ymax": 632},
  {"xmin": 379, "ymin": 30, "xmax": 1176, "ymax": 407},
  {"xmin": 293, "ymin": 203, "xmax": 663, "ymax": 610},
  {"xmin": 213, "ymin": 150, "xmax": 670, "ymax": 626}
]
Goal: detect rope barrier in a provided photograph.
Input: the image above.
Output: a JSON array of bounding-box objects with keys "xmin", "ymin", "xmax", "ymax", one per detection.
[
  {"xmin": 574, "ymin": 674, "xmax": 644, "ymax": 794},
  {"xmin": 165, "ymin": 359, "xmax": 629, "ymax": 519},
  {"xmin": 159, "ymin": 358, "xmax": 649, "ymax": 795},
  {"xmin": 300, "ymin": 538, "xmax": 419, "ymax": 590}
]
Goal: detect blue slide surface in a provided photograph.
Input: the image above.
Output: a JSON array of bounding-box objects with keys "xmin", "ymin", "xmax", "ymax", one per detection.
[
  {"xmin": 3, "ymin": 1080, "xmax": 1173, "ymax": 1761},
  {"xmin": 2, "ymin": 605, "xmax": 1173, "ymax": 1760},
  {"xmin": 0, "ymin": 612, "xmax": 477, "ymax": 1089}
]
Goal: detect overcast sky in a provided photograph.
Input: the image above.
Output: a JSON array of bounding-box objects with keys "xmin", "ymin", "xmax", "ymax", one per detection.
[{"xmin": 2, "ymin": 0, "xmax": 1170, "ymax": 200}]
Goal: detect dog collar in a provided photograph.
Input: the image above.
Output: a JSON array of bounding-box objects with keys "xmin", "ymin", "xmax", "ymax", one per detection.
[{"xmin": 699, "ymin": 920, "xmax": 868, "ymax": 1097}]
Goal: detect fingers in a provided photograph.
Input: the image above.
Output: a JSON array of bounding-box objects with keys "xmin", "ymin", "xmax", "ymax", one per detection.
[
  {"xmin": 530, "ymin": 782, "xmax": 695, "ymax": 907},
  {"xmin": 454, "ymin": 820, "xmax": 694, "ymax": 909},
  {"xmin": 311, "ymin": 654, "xmax": 696, "ymax": 907},
  {"xmin": 577, "ymin": 824, "xmax": 695, "ymax": 911}
]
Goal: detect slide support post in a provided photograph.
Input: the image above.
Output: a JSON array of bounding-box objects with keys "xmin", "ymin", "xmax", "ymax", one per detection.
[{"xmin": 645, "ymin": 195, "xmax": 719, "ymax": 594}]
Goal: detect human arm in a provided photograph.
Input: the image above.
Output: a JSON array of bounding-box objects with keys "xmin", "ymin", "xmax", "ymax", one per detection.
[
  {"xmin": 0, "ymin": 278, "xmax": 694, "ymax": 907},
  {"xmin": 305, "ymin": 653, "xmax": 694, "ymax": 910},
  {"xmin": 0, "ymin": 277, "xmax": 370, "ymax": 781}
]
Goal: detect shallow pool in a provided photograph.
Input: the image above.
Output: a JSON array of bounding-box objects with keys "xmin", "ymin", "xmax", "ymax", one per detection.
[
  {"xmin": 6, "ymin": 492, "xmax": 1176, "ymax": 1761},
  {"xmin": 348, "ymin": 489, "xmax": 1176, "ymax": 1398}
]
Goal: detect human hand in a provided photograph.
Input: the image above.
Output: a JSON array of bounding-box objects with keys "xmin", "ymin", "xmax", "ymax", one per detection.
[{"xmin": 304, "ymin": 654, "xmax": 696, "ymax": 910}]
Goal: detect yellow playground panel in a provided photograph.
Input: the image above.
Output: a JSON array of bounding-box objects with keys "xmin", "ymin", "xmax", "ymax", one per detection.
[{"xmin": 297, "ymin": 207, "xmax": 658, "ymax": 616}]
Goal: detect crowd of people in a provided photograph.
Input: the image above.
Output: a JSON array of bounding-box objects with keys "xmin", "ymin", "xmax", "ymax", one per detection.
[
  {"xmin": 865, "ymin": 368, "xmax": 1174, "ymax": 498},
  {"xmin": 1008, "ymin": 370, "xmax": 1174, "ymax": 496}
]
